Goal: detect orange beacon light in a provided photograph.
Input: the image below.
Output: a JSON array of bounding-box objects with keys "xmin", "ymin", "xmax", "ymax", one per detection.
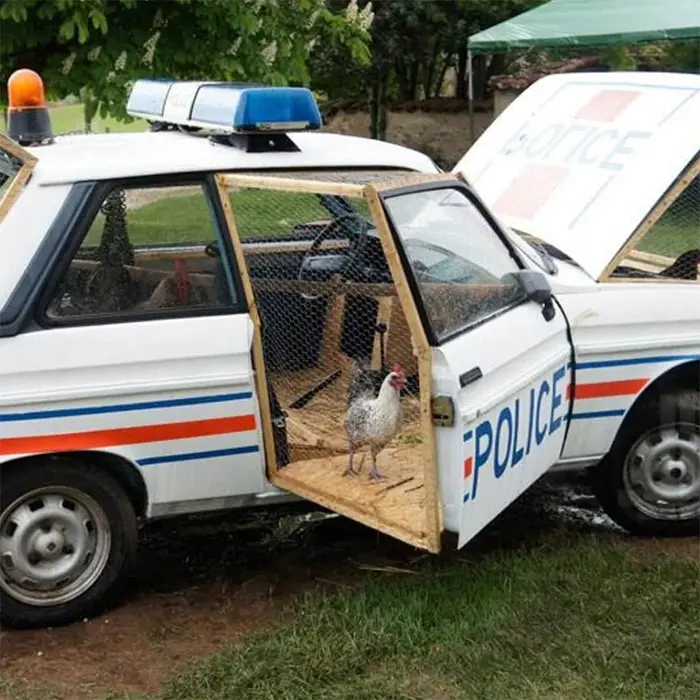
[{"xmin": 7, "ymin": 69, "xmax": 54, "ymax": 145}]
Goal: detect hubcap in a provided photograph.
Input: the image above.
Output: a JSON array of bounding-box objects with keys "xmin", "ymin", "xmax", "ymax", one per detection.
[
  {"xmin": 0, "ymin": 487, "xmax": 111, "ymax": 607},
  {"xmin": 623, "ymin": 423, "xmax": 700, "ymax": 521}
]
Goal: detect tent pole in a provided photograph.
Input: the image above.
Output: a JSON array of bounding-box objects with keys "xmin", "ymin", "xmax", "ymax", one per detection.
[{"xmin": 467, "ymin": 48, "xmax": 475, "ymax": 146}]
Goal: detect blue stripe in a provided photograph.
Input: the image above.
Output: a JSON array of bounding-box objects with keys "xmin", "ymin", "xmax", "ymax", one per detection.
[
  {"xmin": 0, "ymin": 392, "xmax": 253, "ymax": 423},
  {"xmin": 570, "ymin": 409, "xmax": 625, "ymax": 420},
  {"xmin": 575, "ymin": 354, "xmax": 700, "ymax": 370},
  {"xmin": 138, "ymin": 444, "xmax": 260, "ymax": 466},
  {"xmin": 463, "ymin": 429, "xmax": 473, "ymax": 443},
  {"xmin": 463, "ymin": 492, "xmax": 470, "ymax": 503}
]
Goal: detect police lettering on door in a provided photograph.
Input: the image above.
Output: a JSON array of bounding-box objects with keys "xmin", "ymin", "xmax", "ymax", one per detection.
[{"xmin": 463, "ymin": 364, "xmax": 568, "ymax": 503}]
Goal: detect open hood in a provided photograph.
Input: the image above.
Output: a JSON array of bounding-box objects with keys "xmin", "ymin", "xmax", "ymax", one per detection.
[{"xmin": 453, "ymin": 72, "xmax": 700, "ymax": 281}]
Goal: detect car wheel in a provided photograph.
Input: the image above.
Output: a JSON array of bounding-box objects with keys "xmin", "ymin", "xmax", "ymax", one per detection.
[
  {"xmin": 0, "ymin": 456, "xmax": 138, "ymax": 629},
  {"xmin": 590, "ymin": 390, "xmax": 700, "ymax": 537}
]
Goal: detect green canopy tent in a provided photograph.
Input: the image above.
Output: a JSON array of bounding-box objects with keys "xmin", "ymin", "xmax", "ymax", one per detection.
[{"xmin": 465, "ymin": 0, "xmax": 700, "ymax": 139}]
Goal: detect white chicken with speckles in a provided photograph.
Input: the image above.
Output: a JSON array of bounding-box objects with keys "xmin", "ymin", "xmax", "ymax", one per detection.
[{"xmin": 344, "ymin": 362, "xmax": 407, "ymax": 481}]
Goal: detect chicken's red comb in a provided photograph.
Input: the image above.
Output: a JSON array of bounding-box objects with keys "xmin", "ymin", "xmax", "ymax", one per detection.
[{"xmin": 392, "ymin": 363, "xmax": 406, "ymax": 375}]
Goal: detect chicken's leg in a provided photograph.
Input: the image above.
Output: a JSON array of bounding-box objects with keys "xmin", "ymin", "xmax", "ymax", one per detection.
[
  {"xmin": 343, "ymin": 444, "xmax": 359, "ymax": 477},
  {"xmin": 368, "ymin": 445, "xmax": 385, "ymax": 481}
]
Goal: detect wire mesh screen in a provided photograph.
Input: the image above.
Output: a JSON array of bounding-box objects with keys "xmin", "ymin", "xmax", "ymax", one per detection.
[
  {"xmin": 620, "ymin": 171, "xmax": 700, "ymax": 281},
  {"xmin": 227, "ymin": 181, "xmax": 424, "ymax": 489}
]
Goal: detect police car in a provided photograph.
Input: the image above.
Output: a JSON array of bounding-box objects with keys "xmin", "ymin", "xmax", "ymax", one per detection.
[{"xmin": 0, "ymin": 68, "xmax": 698, "ymax": 630}]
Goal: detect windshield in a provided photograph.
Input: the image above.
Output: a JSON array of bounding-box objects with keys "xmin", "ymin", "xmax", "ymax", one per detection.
[{"xmin": 383, "ymin": 186, "xmax": 527, "ymax": 341}]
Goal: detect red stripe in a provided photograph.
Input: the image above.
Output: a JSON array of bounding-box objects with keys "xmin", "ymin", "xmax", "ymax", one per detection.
[
  {"xmin": 569, "ymin": 379, "xmax": 648, "ymax": 400},
  {"xmin": 0, "ymin": 415, "xmax": 256, "ymax": 456},
  {"xmin": 574, "ymin": 90, "xmax": 640, "ymax": 123},
  {"xmin": 492, "ymin": 163, "xmax": 568, "ymax": 220},
  {"xmin": 464, "ymin": 456, "xmax": 473, "ymax": 479}
]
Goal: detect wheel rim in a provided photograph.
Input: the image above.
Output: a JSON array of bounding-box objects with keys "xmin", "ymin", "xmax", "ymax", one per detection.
[
  {"xmin": 0, "ymin": 486, "xmax": 111, "ymax": 607},
  {"xmin": 622, "ymin": 422, "xmax": 700, "ymax": 521}
]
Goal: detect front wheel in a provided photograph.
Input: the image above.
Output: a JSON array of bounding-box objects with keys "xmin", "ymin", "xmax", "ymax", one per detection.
[
  {"xmin": 590, "ymin": 390, "xmax": 700, "ymax": 537},
  {"xmin": 0, "ymin": 457, "xmax": 138, "ymax": 629}
]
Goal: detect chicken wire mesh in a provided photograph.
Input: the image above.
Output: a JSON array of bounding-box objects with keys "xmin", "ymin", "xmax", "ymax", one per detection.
[
  {"xmin": 621, "ymin": 170, "xmax": 700, "ymax": 281},
  {"xmin": 226, "ymin": 179, "xmax": 425, "ymax": 484}
]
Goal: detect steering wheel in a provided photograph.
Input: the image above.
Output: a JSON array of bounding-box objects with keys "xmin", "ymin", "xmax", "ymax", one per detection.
[{"xmin": 298, "ymin": 213, "xmax": 370, "ymax": 301}]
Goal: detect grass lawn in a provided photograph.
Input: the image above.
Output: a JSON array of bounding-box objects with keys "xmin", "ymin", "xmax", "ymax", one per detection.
[
  {"xmin": 153, "ymin": 533, "xmax": 699, "ymax": 700},
  {"xmin": 49, "ymin": 103, "xmax": 146, "ymax": 134},
  {"xmin": 89, "ymin": 189, "xmax": 353, "ymax": 246}
]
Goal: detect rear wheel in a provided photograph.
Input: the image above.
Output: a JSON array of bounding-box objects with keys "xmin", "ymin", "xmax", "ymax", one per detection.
[
  {"xmin": 0, "ymin": 457, "xmax": 138, "ymax": 629},
  {"xmin": 591, "ymin": 390, "xmax": 700, "ymax": 537}
]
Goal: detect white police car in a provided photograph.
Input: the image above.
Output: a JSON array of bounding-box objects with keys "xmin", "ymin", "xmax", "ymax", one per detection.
[{"xmin": 0, "ymin": 68, "xmax": 698, "ymax": 630}]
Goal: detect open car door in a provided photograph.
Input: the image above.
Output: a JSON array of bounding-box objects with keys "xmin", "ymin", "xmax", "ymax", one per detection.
[
  {"xmin": 372, "ymin": 175, "xmax": 574, "ymax": 548},
  {"xmin": 215, "ymin": 170, "xmax": 572, "ymax": 553}
]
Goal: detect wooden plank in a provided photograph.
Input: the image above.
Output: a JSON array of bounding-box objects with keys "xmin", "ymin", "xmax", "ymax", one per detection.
[
  {"xmin": 0, "ymin": 162, "xmax": 35, "ymax": 225},
  {"xmin": 219, "ymin": 173, "xmax": 365, "ymax": 198},
  {"xmin": 600, "ymin": 154, "xmax": 700, "ymax": 282},
  {"xmin": 251, "ymin": 277, "xmax": 398, "ymax": 298},
  {"xmin": 0, "ymin": 133, "xmax": 37, "ymax": 165},
  {"xmin": 318, "ymin": 274, "xmax": 347, "ymax": 371},
  {"xmin": 214, "ymin": 173, "xmax": 279, "ymax": 475},
  {"xmin": 364, "ymin": 184, "xmax": 443, "ymax": 552},
  {"xmin": 0, "ymin": 135, "xmax": 38, "ymax": 224},
  {"xmin": 373, "ymin": 171, "xmax": 459, "ymax": 194}
]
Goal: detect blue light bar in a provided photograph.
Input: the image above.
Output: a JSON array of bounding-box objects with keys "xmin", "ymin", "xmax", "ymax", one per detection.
[{"xmin": 126, "ymin": 79, "xmax": 322, "ymax": 134}]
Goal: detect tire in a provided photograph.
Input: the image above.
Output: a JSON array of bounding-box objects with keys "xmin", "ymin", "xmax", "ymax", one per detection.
[
  {"xmin": 0, "ymin": 456, "xmax": 138, "ymax": 629},
  {"xmin": 590, "ymin": 390, "xmax": 700, "ymax": 537}
]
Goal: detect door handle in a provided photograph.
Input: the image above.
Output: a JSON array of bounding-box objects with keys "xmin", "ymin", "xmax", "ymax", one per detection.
[{"xmin": 459, "ymin": 366, "xmax": 483, "ymax": 388}]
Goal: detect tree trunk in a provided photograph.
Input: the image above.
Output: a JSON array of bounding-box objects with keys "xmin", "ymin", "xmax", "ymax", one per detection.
[
  {"xmin": 423, "ymin": 41, "xmax": 440, "ymax": 99},
  {"xmin": 455, "ymin": 47, "xmax": 467, "ymax": 99}
]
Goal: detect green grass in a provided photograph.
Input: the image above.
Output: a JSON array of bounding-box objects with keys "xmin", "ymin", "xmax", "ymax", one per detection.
[
  {"xmin": 88, "ymin": 189, "xmax": 343, "ymax": 247},
  {"xmin": 156, "ymin": 535, "xmax": 700, "ymax": 700},
  {"xmin": 49, "ymin": 103, "xmax": 146, "ymax": 135},
  {"xmin": 638, "ymin": 221, "xmax": 699, "ymax": 257}
]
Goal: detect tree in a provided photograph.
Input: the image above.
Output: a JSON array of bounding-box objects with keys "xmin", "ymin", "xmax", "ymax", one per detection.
[{"xmin": 0, "ymin": 0, "xmax": 371, "ymax": 120}]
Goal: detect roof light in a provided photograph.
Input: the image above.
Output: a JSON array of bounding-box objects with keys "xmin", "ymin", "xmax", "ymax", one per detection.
[
  {"xmin": 126, "ymin": 79, "xmax": 322, "ymax": 134},
  {"xmin": 7, "ymin": 68, "xmax": 54, "ymax": 146}
]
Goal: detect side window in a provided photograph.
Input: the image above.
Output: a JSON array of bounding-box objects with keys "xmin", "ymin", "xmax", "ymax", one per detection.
[
  {"xmin": 384, "ymin": 187, "xmax": 526, "ymax": 340},
  {"xmin": 45, "ymin": 183, "xmax": 238, "ymax": 321}
]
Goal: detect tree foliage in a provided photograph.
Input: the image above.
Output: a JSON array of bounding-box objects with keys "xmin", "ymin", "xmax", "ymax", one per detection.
[
  {"xmin": 0, "ymin": 0, "xmax": 371, "ymax": 118},
  {"xmin": 311, "ymin": 0, "xmax": 545, "ymax": 106}
]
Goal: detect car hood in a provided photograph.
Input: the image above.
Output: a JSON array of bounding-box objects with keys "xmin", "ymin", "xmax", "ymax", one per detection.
[{"xmin": 453, "ymin": 71, "xmax": 700, "ymax": 281}]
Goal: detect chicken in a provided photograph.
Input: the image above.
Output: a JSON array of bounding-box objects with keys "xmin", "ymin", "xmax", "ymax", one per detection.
[{"xmin": 344, "ymin": 363, "xmax": 407, "ymax": 481}]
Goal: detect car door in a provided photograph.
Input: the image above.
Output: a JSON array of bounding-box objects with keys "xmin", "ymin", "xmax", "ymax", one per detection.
[
  {"xmin": 18, "ymin": 175, "xmax": 266, "ymax": 516},
  {"xmin": 377, "ymin": 179, "xmax": 573, "ymax": 547}
]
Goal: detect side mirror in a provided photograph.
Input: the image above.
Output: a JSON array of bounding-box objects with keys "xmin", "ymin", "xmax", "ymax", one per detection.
[{"xmin": 512, "ymin": 270, "xmax": 556, "ymax": 322}]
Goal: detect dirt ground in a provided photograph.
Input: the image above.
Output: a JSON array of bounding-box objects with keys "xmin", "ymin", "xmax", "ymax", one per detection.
[{"xmin": 1, "ymin": 481, "xmax": 697, "ymax": 700}]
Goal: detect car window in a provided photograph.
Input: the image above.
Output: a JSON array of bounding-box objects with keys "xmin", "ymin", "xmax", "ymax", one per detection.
[
  {"xmin": 44, "ymin": 183, "xmax": 238, "ymax": 322},
  {"xmin": 384, "ymin": 187, "xmax": 526, "ymax": 341}
]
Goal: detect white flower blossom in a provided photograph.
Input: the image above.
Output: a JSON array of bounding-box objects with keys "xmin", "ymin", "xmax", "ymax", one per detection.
[
  {"xmin": 142, "ymin": 31, "xmax": 161, "ymax": 66},
  {"xmin": 306, "ymin": 8, "xmax": 320, "ymax": 28},
  {"xmin": 262, "ymin": 40, "xmax": 277, "ymax": 66},
  {"xmin": 306, "ymin": 38, "xmax": 317, "ymax": 52},
  {"xmin": 61, "ymin": 52, "xmax": 76, "ymax": 75},
  {"xmin": 346, "ymin": 0, "xmax": 358, "ymax": 21},
  {"xmin": 106, "ymin": 70, "xmax": 116, "ymax": 84},
  {"xmin": 87, "ymin": 45, "xmax": 102, "ymax": 62},
  {"xmin": 358, "ymin": 2, "xmax": 374, "ymax": 30},
  {"xmin": 114, "ymin": 50, "xmax": 127, "ymax": 71},
  {"xmin": 228, "ymin": 36, "xmax": 243, "ymax": 56}
]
